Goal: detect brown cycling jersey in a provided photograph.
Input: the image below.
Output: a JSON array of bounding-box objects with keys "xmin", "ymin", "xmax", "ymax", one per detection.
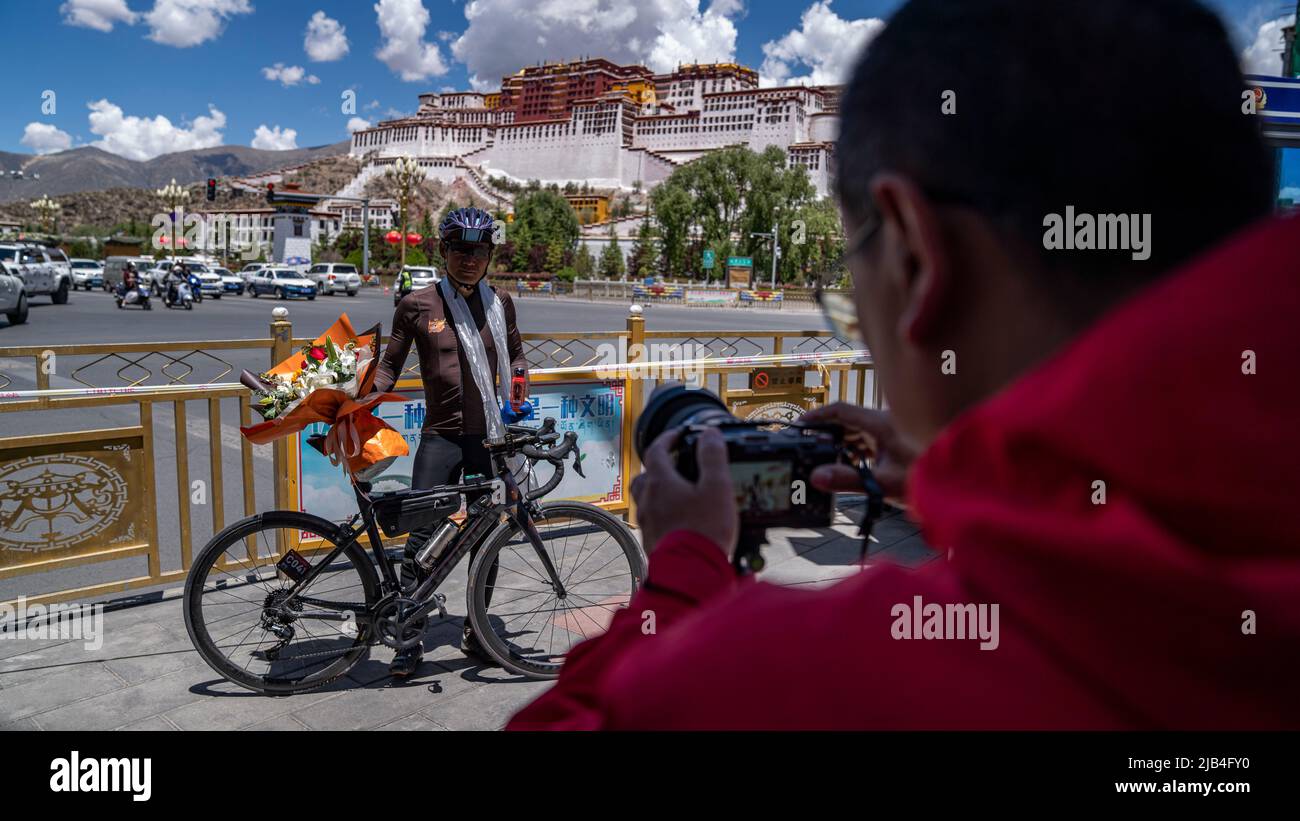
[{"xmin": 373, "ymin": 284, "xmax": 527, "ymax": 435}]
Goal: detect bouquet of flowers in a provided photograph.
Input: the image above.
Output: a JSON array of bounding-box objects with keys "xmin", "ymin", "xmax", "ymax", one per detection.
[
  {"xmin": 249, "ymin": 336, "xmax": 370, "ymax": 421},
  {"xmin": 238, "ymin": 314, "xmax": 409, "ymax": 481}
]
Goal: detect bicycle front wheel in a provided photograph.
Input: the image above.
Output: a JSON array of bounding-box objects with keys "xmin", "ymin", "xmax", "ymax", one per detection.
[
  {"xmin": 183, "ymin": 511, "xmax": 380, "ymax": 695},
  {"xmin": 467, "ymin": 501, "xmax": 646, "ymax": 679}
]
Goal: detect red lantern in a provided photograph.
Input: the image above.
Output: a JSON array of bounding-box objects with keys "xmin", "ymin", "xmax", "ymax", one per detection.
[
  {"xmin": 384, "ymin": 230, "xmax": 402, "ymax": 244},
  {"xmin": 406, "ymin": 232, "xmax": 422, "ymax": 246}
]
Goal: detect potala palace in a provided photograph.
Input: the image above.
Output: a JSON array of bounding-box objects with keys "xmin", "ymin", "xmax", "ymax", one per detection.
[{"xmin": 337, "ymin": 58, "xmax": 843, "ymax": 206}]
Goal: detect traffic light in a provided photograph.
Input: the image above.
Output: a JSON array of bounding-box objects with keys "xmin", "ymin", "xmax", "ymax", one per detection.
[
  {"xmin": 266, "ymin": 182, "xmax": 275, "ymax": 203},
  {"xmin": 206, "ymin": 178, "xmax": 216, "ymax": 201}
]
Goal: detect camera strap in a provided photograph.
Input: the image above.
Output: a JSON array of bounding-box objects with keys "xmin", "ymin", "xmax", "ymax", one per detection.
[{"xmin": 854, "ymin": 459, "xmax": 886, "ymax": 563}]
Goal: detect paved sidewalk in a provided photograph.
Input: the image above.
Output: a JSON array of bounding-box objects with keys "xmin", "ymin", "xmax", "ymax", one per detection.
[{"xmin": 0, "ymin": 502, "xmax": 935, "ymax": 731}]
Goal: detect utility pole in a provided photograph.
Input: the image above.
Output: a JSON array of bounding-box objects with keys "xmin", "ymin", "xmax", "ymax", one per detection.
[
  {"xmin": 750, "ymin": 220, "xmax": 780, "ymax": 287},
  {"xmin": 362, "ymin": 198, "xmax": 370, "ymax": 283}
]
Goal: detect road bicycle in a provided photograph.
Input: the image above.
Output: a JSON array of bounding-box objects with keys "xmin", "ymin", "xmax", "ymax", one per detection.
[{"xmin": 183, "ymin": 418, "xmax": 645, "ymax": 694}]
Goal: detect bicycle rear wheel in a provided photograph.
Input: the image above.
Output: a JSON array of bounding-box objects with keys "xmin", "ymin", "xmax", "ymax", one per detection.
[
  {"xmin": 183, "ymin": 511, "xmax": 380, "ymax": 695},
  {"xmin": 467, "ymin": 501, "xmax": 645, "ymax": 679}
]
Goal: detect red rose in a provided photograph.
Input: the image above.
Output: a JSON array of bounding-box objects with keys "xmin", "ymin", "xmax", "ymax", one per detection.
[{"xmin": 309, "ymin": 347, "xmax": 326, "ymax": 361}]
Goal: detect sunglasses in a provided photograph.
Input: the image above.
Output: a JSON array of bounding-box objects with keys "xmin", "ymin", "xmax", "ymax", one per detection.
[
  {"xmin": 813, "ymin": 211, "xmax": 881, "ymax": 341},
  {"xmin": 813, "ymin": 185, "xmax": 983, "ymax": 340},
  {"xmin": 446, "ymin": 241, "xmax": 492, "ymax": 259}
]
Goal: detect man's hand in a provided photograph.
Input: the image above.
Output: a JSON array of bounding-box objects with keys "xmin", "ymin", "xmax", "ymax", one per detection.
[
  {"xmin": 803, "ymin": 403, "xmax": 918, "ymax": 502},
  {"xmin": 631, "ymin": 426, "xmax": 738, "ymax": 559}
]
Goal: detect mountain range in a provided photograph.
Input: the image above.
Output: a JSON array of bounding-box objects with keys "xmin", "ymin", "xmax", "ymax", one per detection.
[{"xmin": 0, "ymin": 141, "xmax": 351, "ymax": 204}]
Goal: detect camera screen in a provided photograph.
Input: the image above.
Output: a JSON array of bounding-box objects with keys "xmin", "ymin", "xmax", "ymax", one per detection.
[{"xmin": 730, "ymin": 460, "xmax": 793, "ymax": 515}]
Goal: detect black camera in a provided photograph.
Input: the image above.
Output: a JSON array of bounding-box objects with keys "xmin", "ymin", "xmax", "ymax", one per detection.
[{"xmin": 634, "ymin": 384, "xmax": 844, "ymax": 569}]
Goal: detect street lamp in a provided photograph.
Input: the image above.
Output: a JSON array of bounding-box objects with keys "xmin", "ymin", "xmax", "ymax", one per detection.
[
  {"xmin": 155, "ymin": 178, "xmax": 190, "ymax": 260},
  {"xmin": 751, "ymin": 220, "xmax": 781, "ymax": 288},
  {"xmin": 30, "ymin": 195, "xmax": 61, "ymax": 233},
  {"xmin": 385, "ymin": 155, "xmax": 423, "ymax": 277}
]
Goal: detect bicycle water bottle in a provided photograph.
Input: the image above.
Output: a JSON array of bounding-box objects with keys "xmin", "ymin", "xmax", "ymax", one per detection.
[
  {"xmin": 414, "ymin": 519, "xmax": 460, "ymax": 570},
  {"xmin": 511, "ymin": 367, "xmax": 527, "ymax": 406}
]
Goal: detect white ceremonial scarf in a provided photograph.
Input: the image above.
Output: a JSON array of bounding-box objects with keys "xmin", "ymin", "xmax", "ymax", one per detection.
[{"xmin": 438, "ymin": 276, "xmax": 532, "ymax": 489}]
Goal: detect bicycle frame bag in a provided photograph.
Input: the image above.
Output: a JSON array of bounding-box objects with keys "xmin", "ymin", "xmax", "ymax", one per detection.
[{"xmin": 372, "ymin": 488, "xmax": 462, "ymax": 538}]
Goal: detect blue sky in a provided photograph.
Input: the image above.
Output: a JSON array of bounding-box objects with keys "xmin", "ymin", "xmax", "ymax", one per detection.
[{"xmin": 0, "ymin": 0, "xmax": 1291, "ymax": 159}]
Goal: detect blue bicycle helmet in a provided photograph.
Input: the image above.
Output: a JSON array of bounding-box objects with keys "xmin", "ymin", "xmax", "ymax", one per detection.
[{"xmin": 438, "ymin": 207, "xmax": 496, "ymax": 244}]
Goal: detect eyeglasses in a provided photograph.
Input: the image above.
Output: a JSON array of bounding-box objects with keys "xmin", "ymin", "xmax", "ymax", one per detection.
[
  {"xmin": 446, "ymin": 241, "xmax": 492, "ymax": 259},
  {"xmin": 813, "ymin": 211, "xmax": 881, "ymax": 341}
]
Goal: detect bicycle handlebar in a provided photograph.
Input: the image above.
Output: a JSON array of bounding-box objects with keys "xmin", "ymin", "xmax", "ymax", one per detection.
[
  {"xmin": 484, "ymin": 417, "xmax": 584, "ymax": 500},
  {"xmin": 519, "ymin": 428, "xmax": 573, "ymax": 461}
]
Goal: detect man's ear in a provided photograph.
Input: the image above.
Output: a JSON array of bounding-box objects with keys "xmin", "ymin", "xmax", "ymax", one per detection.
[{"xmin": 869, "ymin": 174, "xmax": 954, "ymax": 346}]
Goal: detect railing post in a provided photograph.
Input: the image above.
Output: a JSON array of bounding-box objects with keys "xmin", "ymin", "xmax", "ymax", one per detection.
[
  {"xmin": 624, "ymin": 304, "xmax": 645, "ymax": 525},
  {"xmin": 269, "ymin": 308, "xmax": 293, "ymax": 520}
]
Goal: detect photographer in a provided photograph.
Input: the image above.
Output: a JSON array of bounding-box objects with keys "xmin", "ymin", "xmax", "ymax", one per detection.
[{"xmin": 509, "ymin": 0, "xmax": 1299, "ymax": 729}]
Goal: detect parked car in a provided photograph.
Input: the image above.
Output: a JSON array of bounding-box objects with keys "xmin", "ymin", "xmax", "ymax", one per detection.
[
  {"xmin": 239, "ymin": 262, "xmax": 273, "ymax": 284},
  {"xmin": 214, "ymin": 267, "xmax": 244, "ymax": 295},
  {"xmin": 306, "ymin": 262, "xmax": 362, "ymax": 296},
  {"xmin": 248, "ymin": 269, "xmax": 317, "ymax": 300},
  {"xmin": 0, "ymin": 242, "xmax": 73, "ymax": 305},
  {"xmin": 70, "ymin": 258, "xmax": 104, "ymax": 290},
  {"xmin": 194, "ymin": 268, "xmax": 223, "ymax": 298},
  {"xmin": 394, "ymin": 266, "xmax": 438, "ymax": 304},
  {"xmin": 0, "ymin": 262, "xmax": 28, "ymax": 325}
]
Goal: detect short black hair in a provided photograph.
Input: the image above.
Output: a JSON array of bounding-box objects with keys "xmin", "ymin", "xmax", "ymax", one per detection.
[{"xmin": 835, "ymin": 0, "xmax": 1272, "ymax": 285}]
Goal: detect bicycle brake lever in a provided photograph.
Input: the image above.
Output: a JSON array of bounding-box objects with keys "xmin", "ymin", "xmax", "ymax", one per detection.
[{"xmin": 571, "ymin": 441, "xmax": 585, "ymax": 478}]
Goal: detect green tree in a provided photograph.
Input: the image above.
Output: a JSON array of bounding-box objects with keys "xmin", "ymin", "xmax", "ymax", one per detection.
[
  {"xmin": 573, "ymin": 243, "xmax": 595, "ymax": 279},
  {"xmin": 598, "ymin": 223, "xmax": 625, "ymax": 280},
  {"xmin": 784, "ymin": 197, "xmax": 844, "ymax": 284},
  {"xmin": 649, "ymin": 181, "xmax": 693, "ymax": 277},
  {"xmin": 510, "ymin": 222, "xmax": 533, "ymax": 272},
  {"xmin": 627, "ymin": 220, "xmax": 657, "ymax": 280},
  {"xmin": 506, "ymin": 189, "xmax": 579, "ymax": 273},
  {"xmin": 544, "ymin": 240, "xmax": 564, "ymax": 274}
]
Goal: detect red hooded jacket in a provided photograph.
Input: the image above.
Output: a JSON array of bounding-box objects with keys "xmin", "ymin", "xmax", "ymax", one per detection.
[{"xmin": 508, "ymin": 215, "xmax": 1300, "ymax": 730}]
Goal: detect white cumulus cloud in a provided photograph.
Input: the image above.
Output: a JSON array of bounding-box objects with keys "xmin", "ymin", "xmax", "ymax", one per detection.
[
  {"xmin": 262, "ymin": 63, "xmax": 320, "ymax": 86},
  {"xmin": 59, "ymin": 0, "xmax": 138, "ymax": 31},
  {"xmin": 346, "ymin": 117, "xmax": 372, "ymax": 133},
  {"xmin": 305, "ymin": 10, "xmax": 350, "ymax": 61},
  {"xmin": 1241, "ymin": 15, "xmax": 1295, "ymax": 76},
  {"xmin": 251, "ymin": 124, "xmax": 299, "ymax": 150},
  {"xmin": 88, "ymin": 99, "xmax": 226, "ymax": 161},
  {"xmin": 144, "ymin": 0, "xmax": 253, "ymax": 48},
  {"xmin": 21, "ymin": 123, "xmax": 74, "ymax": 154},
  {"xmin": 450, "ymin": 0, "xmax": 744, "ymax": 93},
  {"xmin": 374, "ymin": 0, "xmax": 452, "ymax": 81},
  {"xmin": 759, "ymin": 1, "xmax": 883, "ymax": 87}
]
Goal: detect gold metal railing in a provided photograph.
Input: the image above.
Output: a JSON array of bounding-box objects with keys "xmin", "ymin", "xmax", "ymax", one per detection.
[{"xmin": 0, "ymin": 311, "xmax": 871, "ymax": 607}]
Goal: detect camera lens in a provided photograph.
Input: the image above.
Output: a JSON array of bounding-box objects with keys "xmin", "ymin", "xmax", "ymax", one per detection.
[{"xmin": 634, "ymin": 383, "xmax": 732, "ymax": 459}]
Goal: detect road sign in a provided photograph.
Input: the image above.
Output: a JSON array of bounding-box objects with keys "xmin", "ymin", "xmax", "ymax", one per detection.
[
  {"xmin": 727, "ymin": 256, "xmax": 752, "ymax": 267},
  {"xmin": 749, "ymin": 366, "xmax": 803, "ymax": 393},
  {"xmin": 703, "ymin": 249, "xmax": 715, "ymax": 269}
]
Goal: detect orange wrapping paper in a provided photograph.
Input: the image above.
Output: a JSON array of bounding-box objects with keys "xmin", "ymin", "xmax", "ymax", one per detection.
[{"xmin": 239, "ymin": 313, "xmax": 410, "ymax": 477}]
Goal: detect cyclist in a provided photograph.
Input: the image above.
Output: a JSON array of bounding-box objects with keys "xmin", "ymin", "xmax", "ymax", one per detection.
[{"xmin": 373, "ymin": 206, "xmax": 528, "ymax": 677}]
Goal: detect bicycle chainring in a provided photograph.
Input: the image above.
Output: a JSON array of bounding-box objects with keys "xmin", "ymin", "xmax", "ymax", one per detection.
[{"xmin": 374, "ymin": 595, "xmax": 428, "ymax": 650}]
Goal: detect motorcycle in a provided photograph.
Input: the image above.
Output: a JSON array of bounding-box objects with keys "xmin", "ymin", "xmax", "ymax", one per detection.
[
  {"xmin": 187, "ymin": 272, "xmax": 204, "ymax": 303},
  {"xmin": 115, "ymin": 281, "xmax": 152, "ymax": 310},
  {"xmin": 165, "ymin": 280, "xmax": 194, "ymax": 310}
]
